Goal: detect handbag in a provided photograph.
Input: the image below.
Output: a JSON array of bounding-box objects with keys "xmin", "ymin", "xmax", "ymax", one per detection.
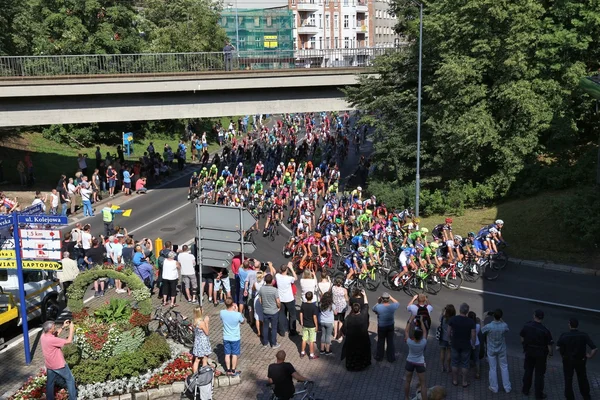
[{"xmin": 435, "ymin": 315, "xmax": 443, "ymax": 341}]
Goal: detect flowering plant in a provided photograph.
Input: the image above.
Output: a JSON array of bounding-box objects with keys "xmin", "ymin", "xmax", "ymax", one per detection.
[
  {"xmin": 145, "ymin": 353, "xmax": 193, "ymax": 388},
  {"xmin": 9, "ymin": 369, "xmax": 69, "ymax": 400}
]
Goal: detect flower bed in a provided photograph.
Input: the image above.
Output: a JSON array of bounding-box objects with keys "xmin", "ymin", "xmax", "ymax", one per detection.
[
  {"xmin": 145, "ymin": 353, "xmax": 193, "ymax": 388},
  {"xmin": 9, "ymin": 370, "xmax": 68, "ymax": 400}
]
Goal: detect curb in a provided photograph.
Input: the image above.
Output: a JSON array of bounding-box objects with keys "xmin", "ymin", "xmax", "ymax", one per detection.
[
  {"xmin": 90, "ymin": 374, "xmax": 241, "ymax": 400},
  {"xmin": 508, "ymin": 257, "xmax": 599, "ymax": 276}
]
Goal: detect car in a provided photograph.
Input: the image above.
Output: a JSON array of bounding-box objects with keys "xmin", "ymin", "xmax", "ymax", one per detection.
[{"xmin": 0, "ymin": 269, "xmax": 63, "ymax": 334}]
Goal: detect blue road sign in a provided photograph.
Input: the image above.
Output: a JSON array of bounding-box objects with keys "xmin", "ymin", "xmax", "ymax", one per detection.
[
  {"xmin": 17, "ymin": 214, "xmax": 68, "ymax": 225},
  {"xmin": 0, "ymin": 216, "xmax": 11, "ymax": 229},
  {"xmin": 20, "ymin": 203, "xmax": 44, "ymax": 215}
]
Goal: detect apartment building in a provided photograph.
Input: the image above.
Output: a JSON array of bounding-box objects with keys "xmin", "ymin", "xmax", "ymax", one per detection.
[
  {"xmin": 373, "ymin": 0, "xmax": 400, "ymax": 48},
  {"xmin": 288, "ymin": 0, "xmax": 374, "ymax": 50}
]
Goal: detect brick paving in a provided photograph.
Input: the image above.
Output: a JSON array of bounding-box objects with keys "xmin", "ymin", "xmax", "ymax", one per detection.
[{"xmin": 3, "ymin": 288, "xmax": 600, "ymax": 400}]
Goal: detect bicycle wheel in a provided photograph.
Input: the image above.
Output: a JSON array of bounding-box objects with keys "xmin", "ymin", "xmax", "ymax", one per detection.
[
  {"xmin": 269, "ymin": 228, "xmax": 275, "ymax": 242},
  {"xmin": 148, "ymin": 318, "xmax": 170, "ymax": 337},
  {"xmin": 337, "ymin": 258, "xmax": 348, "ymax": 272},
  {"xmin": 444, "ymin": 270, "xmax": 463, "ymax": 290},
  {"xmin": 492, "ymin": 251, "xmax": 508, "ymax": 270},
  {"xmin": 292, "ymin": 255, "xmax": 303, "ymax": 268},
  {"xmin": 462, "ymin": 261, "xmax": 480, "ymax": 283},
  {"xmin": 364, "ymin": 270, "xmax": 380, "ymax": 291},
  {"xmin": 177, "ymin": 325, "xmax": 194, "ymax": 347},
  {"xmin": 409, "ymin": 275, "xmax": 425, "ymax": 295},
  {"xmin": 385, "ymin": 270, "xmax": 401, "ymax": 291},
  {"xmin": 425, "ymin": 273, "xmax": 442, "ymax": 294},
  {"xmin": 481, "ymin": 260, "xmax": 499, "ymax": 281}
]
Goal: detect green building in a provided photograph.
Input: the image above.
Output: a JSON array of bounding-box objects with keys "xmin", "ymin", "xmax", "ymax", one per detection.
[{"xmin": 220, "ymin": 7, "xmax": 295, "ymax": 69}]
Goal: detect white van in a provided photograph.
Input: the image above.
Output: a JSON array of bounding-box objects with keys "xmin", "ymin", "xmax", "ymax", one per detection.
[{"xmin": 0, "ymin": 269, "xmax": 62, "ymax": 332}]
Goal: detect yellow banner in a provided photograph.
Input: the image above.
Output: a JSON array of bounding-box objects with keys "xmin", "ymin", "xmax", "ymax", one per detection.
[
  {"xmin": 0, "ymin": 260, "xmax": 62, "ymax": 270},
  {"xmin": 264, "ymin": 35, "xmax": 278, "ymax": 48},
  {"xmin": 0, "ymin": 250, "xmax": 15, "ymax": 258}
]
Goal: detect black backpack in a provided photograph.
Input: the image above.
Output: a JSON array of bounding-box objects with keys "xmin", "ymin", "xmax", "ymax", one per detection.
[{"xmin": 416, "ymin": 304, "xmax": 432, "ymax": 331}]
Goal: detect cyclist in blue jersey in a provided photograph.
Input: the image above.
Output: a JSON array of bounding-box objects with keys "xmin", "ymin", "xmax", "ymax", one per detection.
[{"xmin": 344, "ymin": 247, "xmax": 368, "ymax": 287}]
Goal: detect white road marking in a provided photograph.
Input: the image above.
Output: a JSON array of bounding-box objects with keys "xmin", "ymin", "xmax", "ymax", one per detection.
[
  {"xmin": 460, "ymin": 286, "xmax": 600, "ymax": 313},
  {"xmin": 128, "ymin": 201, "xmax": 191, "ymax": 234}
]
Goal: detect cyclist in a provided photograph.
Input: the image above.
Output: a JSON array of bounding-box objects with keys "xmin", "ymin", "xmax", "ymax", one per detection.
[
  {"xmin": 267, "ymin": 350, "xmax": 310, "ymax": 400},
  {"xmin": 396, "ymin": 247, "xmax": 419, "ymax": 285},
  {"xmin": 367, "ymin": 240, "xmax": 383, "ymax": 266},
  {"xmin": 199, "ymin": 166, "xmax": 209, "ymax": 181},
  {"xmin": 188, "ymin": 172, "xmax": 199, "ymax": 200},
  {"xmin": 350, "ymin": 186, "xmax": 362, "ymax": 203},
  {"xmin": 344, "ymin": 247, "xmax": 368, "ymax": 287},
  {"xmin": 234, "ymin": 162, "xmax": 244, "ymax": 182},
  {"xmin": 446, "ymin": 235, "xmax": 464, "ymax": 262},
  {"xmin": 350, "ymin": 231, "xmax": 370, "ymax": 250},
  {"xmin": 263, "ymin": 201, "xmax": 280, "ymax": 236},
  {"xmin": 209, "ymin": 163, "xmax": 218, "ymax": 180},
  {"xmin": 432, "ymin": 218, "xmax": 453, "ymax": 245},
  {"xmin": 488, "ymin": 219, "xmax": 505, "ymax": 243}
]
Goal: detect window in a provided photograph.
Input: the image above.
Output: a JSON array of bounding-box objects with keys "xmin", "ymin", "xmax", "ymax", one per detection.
[
  {"xmin": 325, "ymin": 14, "xmax": 330, "ymax": 29},
  {"xmin": 344, "ymin": 0, "xmax": 348, "ymax": 5},
  {"xmin": 310, "ymin": 37, "xmax": 316, "ymax": 49},
  {"xmin": 318, "ymin": 13, "xmax": 322, "ymax": 28},
  {"xmin": 334, "ymin": 36, "xmax": 339, "ymax": 48},
  {"xmin": 254, "ymin": 17, "xmax": 260, "ymax": 27},
  {"xmin": 334, "ymin": 14, "xmax": 338, "ymax": 30},
  {"xmin": 343, "ymin": 15, "xmax": 349, "ymax": 28},
  {"xmin": 267, "ymin": 16, "xmax": 272, "ymax": 27},
  {"xmin": 309, "ymin": 14, "xmax": 316, "ymax": 26},
  {"xmin": 293, "ymin": 37, "xmax": 297, "ymax": 50},
  {"xmin": 255, "ymin": 36, "xmax": 261, "ymax": 48},
  {"xmin": 344, "ymin": 37, "xmax": 349, "ymax": 48}
]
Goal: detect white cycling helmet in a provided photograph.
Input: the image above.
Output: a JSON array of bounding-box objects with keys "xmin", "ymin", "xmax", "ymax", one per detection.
[
  {"xmin": 330, "ymin": 230, "xmax": 337, "ymax": 236},
  {"xmin": 385, "ymin": 227, "xmax": 393, "ymax": 233},
  {"xmin": 238, "ymin": 162, "xmax": 243, "ymax": 166},
  {"xmin": 495, "ymin": 219, "xmax": 504, "ymax": 225},
  {"xmin": 357, "ymin": 186, "xmax": 362, "ymax": 191},
  {"xmin": 489, "ymin": 227, "xmax": 499, "ymax": 234},
  {"xmin": 224, "ymin": 166, "xmax": 229, "ymax": 170},
  {"xmin": 356, "ymin": 200, "xmax": 363, "ymax": 205},
  {"xmin": 362, "ymin": 231, "xmax": 370, "ymax": 237},
  {"xmin": 358, "ymin": 246, "xmax": 367, "ymax": 253},
  {"xmin": 454, "ymin": 235, "xmax": 463, "ymax": 241},
  {"xmin": 305, "ymin": 211, "xmax": 311, "ymax": 216}
]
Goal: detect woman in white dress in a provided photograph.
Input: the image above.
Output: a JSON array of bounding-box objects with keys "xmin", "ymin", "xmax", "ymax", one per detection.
[{"xmin": 252, "ymin": 271, "xmax": 265, "ymax": 337}]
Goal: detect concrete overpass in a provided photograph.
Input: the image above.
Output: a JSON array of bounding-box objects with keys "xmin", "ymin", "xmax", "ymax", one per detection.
[
  {"xmin": 0, "ymin": 48, "xmax": 396, "ymax": 127},
  {"xmin": 0, "ymin": 68, "xmax": 365, "ymax": 127}
]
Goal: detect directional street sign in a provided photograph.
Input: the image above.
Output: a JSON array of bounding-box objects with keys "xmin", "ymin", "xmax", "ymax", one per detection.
[
  {"xmin": 20, "ymin": 203, "xmax": 44, "ymax": 215},
  {"xmin": 20, "ymin": 229, "xmax": 63, "ymax": 260},
  {"xmin": 0, "ymin": 249, "xmax": 16, "ymax": 258},
  {"xmin": 17, "ymin": 215, "xmax": 68, "ymax": 225},
  {"xmin": 0, "ymin": 216, "xmax": 12, "ymax": 229},
  {"xmin": 0, "ymin": 236, "xmax": 15, "ymax": 250},
  {"xmin": 197, "ymin": 205, "xmax": 256, "ymax": 232},
  {"xmin": 0, "ymin": 259, "xmax": 62, "ymax": 270},
  {"xmin": 195, "ymin": 204, "xmax": 257, "ymax": 271}
]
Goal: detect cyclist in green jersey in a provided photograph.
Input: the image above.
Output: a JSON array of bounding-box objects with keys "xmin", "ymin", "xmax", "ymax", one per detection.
[{"xmin": 209, "ymin": 164, "xmax": 218, "ymax": 180}]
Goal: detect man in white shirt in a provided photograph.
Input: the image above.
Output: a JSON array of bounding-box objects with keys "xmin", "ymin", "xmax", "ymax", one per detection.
[
  {"xmin": 108, "ymin": 234, "xmax": 128, "ymax": 294},
  {"xmin": 80, "ymin": 185, "xmax": 94, "ymax": 217},
  {"xmin": 275, "ymin": 262, "xmax": 298, "ymax": 337},
  {"xmin": 31, "ymin": 191, "xmax": 47, "ymax": 213},
  {"xmin": 177, "ymin": 245, "xmax": 197, "ymax": 303},
  {"xmin": 67, "ymin": 177, "xmax": 78, "ymax": 215}
]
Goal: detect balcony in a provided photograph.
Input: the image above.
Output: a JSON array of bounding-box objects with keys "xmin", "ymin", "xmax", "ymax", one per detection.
[
  {"xmin": 356, "ymin": 23, "xmax": 368, "ymax": 33},
  {"xmin": 356, "ymin": 1, "xmax": 368, "ymax": 12},
  {"xmin": 297, "ymin": 1, "xmax": 320, "ymax": 11},
  {"xmin": 297, "ymin": 23, "xmax": 320, "ymax": 34}
]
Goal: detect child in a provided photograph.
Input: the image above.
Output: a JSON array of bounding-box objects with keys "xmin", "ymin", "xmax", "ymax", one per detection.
[{"xmin": 299, "ymin": 291, "xmax": 319, "ymax": 359}]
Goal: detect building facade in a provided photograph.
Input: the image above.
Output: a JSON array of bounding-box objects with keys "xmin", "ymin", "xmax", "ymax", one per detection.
[
  {"xmin": 288, "ymin": 0, "xmax": 374, "ymax": 50},
  {"xmin": 373, "ymin": 0, "xmax": 400, "ymax": 48}
]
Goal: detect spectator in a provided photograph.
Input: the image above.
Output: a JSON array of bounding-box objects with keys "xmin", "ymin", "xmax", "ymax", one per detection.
[
  {"xmin": 106, "ymin": 164, "xmax": 117, "ymax": 197},
  {"xmin": 448, "ymin": 303, "xmax": 476, "ymax": 388},
  {"xmin": 31, "ymin": 190, "xmax": 47, "ymax": 213},
  {"xmin": 132, "ymin": 243, "xmax": 146, "ymax": 266},
  {"xmin": 331, "ymin": 278, "xmax": 348, "ymax": 342},
  {"xmin": 95, "ymin": 146, "xmax": 102, "ymax": 168},
  {"xmin": 41, "ymin": 320, "xmax": 77, "ymax": 400},
  {"xmin": 59, "ymin": 187, "xmax": 69, "ymax": 217},
  {"xmin": 133, "ymin": 261, "xmax": 154, "ymax": 290},
  {"xmin": 66, "ymin": 178, "xmax": 78, "ymax": 215},
  {"xmin": 340, "ymin": 291, "xmax": 370, "ymax": 371},
  {"xmin": 91, "ymin": 169, "xmax": 101, "ymax": 202},
  {"xmin": 267, "ymin": 350, "xmax": 309, "ymax": 400},
  {"xmin": 318, "ymin": 291, "xmax": 335, "ymax": 356},
  {"xmin": 276, "ymin": 262, "xmax": 298, "ymax": 337},
  {"xmin": 252, "ymin": 271, "xmax": 266, "ymax": 336},
  {"xmin": 135, "ymin": 176, "xmax": 147, "ymax": 194},
  {"xmin": 223, "ymin": 41, "xmax": 235, "ymax": 71},
  {"xmin": 178, "ymin": 245, "xmax": 197, "ymax": 303},
  {"xmin": 57, "ymin": 252, "xmax": 79, "ymax": 302},
  {"xmin": 438, "ymin": 304, "xmax": 456, "ymax": 373},
  {"xmin": 121, "ymin": 237, "xmax": 135, "ymax": 264},
  {"xmin": 556, "ymin": 317, "xmax": 597, "ymax": 400},
  {"xmin": 17, "ymin": 160, "xmax": 26, "ymax": 187},
  {"xmin": 259, "ymin": 269, "xmax": 280, "ymax": 349},
  {"xmin": 316, "ymin": 270, "xmax": 332, "ymax": 298},
  {"xmin": 213, "ymin": 266, "xmax": 231, "ymax": 305},
  {"xmin": 201, "ymin": 262, "xmax": 217, "ymax": 305},
  {"xmin": 407, "ymin": 294, "xmax": 433, "ymax": 332},
  {"xmin": 300, "ymin": 269, "xmax": 317, "ymax": 303},
  {"xmin": 220, "ymin": 297, "xmax": 244, "ymax": 376},
  {"xmin": 79, "ymin": 182, "xmax": 93, "ymax": 217},
  {"xmin": 299, "ymin": 291, "xmax": 319, "ymax": 359},
  {"xmin": 520, "ymin": 309, "xmax": 553, "ymax": 399},
  {"xmin": 50, "ymin": 189, "xmax": 59, "ymax": 215},
  {"xmin": 122, "ymin": 166, "xmax": 133, "ymax": 196},
  {"xmin": 192, "ymin": 306, "xmax": 211, "ymax": 374},
  {"xmin": 467, "ymin": 311, "xmax": 482, "ymax": 379},
  {"xmin": 161, "ymin": 251, "xmax": 180, "ymax": 307},
  {"xmin": 77, "ymin": 153, "xmax": 88, "ymax": 177},
  {"xmin": 404, "ymin": 314, "xmax": 429, "ymax": 400},
  {"xmin": 373, "ymin": 292, "xmax": 400, "ymax": 363},
  {"xmin": 481, "ymin": 308, "xmax": 511, "ymax": 394}
]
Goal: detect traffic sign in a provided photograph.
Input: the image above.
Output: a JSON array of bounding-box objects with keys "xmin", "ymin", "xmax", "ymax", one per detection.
[
  {"xmin": 17, "ymin": 215, "xmax": 68, "ymax": 225},
  {"xmin": 0, "ymin": 216, "xmax": 11, "ymax": 229},
  {"xmin": 0, "ymin": 259, "xmax": 62, "ymax": 270},
  {"xmin": 198, "ymin": 228, "xmax": 242, "ymax": 242},
  {"xmin": 20, "ymin": 203, "xmax": 44, "ymax": 215},
  {"xmin": 197, "ymin": 205, "xmax": 256, "ymax": 232},
  {"xmin": 20, "ymin": 229, "xmax": 62, "ymax": 260},
  {"xmin": 0, "ymin": 236, "xmax": 15, "ymax": 250},
  {"xmin": 0, "ymin": 249, "xmax": 15, "ymax": 258},
  {"xmin": 199, "ymin": 239, "xmax": 256, "ymax": 254}
]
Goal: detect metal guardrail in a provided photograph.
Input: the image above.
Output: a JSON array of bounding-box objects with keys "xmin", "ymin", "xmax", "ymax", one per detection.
[{"xmin": 0, "ymin": 48, "xmax": 396, "ymax": 78}]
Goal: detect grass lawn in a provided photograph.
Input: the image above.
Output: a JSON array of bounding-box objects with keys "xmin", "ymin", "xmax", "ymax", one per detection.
[
  {"xmin": 420, "ymin": 191, "xmax": 593, "ymax": 266},
  {"xmin": 0, "ymin": 121, "xmax": 235, "ymax": 189}
]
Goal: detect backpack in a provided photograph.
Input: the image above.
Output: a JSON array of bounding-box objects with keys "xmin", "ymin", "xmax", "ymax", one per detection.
[
  {"xmin": 416, "ymin": 305, "xmax": 431, "ymax": 331},
  {"xmin": 182, "ymin": 366, "xmax": 214, "ymax": 400}
]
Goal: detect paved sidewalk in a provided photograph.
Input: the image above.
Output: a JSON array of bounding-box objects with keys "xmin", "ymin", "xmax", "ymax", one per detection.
[{"xmin": 3, "ymin": 287, "xmax": 600, "ymax": 399}]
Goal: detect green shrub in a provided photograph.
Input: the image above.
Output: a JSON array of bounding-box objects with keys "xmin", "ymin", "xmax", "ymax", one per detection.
[
  {"xmin": 112, "ymin": 327, "xmax": 146, "ymax": 356},
  {"xmin": 94, "ymin": 298, "xmax": 132, "ymax": 324},
  {"xmin": 71, "ymin": 332, "xmax": 171, "ymax": 384},
  {"xmin": 63, "ymin": 344, "xmax": 81, "ymax": 367},
  {"xmin": 551, "ymin": 186, "xmax": 600, "ymax": 248}
]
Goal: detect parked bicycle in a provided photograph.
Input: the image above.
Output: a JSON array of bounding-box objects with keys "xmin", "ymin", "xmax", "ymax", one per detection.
[{"xmin": 148, "ymin": 304, "xmax": 194, "ymax": 347}]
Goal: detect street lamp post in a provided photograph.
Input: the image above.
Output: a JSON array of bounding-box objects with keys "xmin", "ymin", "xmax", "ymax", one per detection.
[
  {"xmin": 228, "ymin": 2, "xmax": 240, "ymax": 50},
  {"xmin": 414, "ymin": 1, "xmax": 423, "ymax": 217}
]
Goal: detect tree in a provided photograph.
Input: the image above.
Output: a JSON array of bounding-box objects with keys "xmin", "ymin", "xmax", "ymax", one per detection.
[
  {"xmin": 12, "ymin": 0, "xmax": 144, "ymax": 55},
  {"xmin": 0, "ymin": 0, "xmax": 25, "ymax": 55},
  {"xmin": 345, "ymin": 0, "xmax": 600, "ymax": 211},
  {"xmin": 142, "ymin": 0, "xmax": 228, "ymax": 53}
]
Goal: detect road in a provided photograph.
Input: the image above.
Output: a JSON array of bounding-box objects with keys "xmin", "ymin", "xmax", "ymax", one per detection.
[{"xmin": 64, "ymin": 128, "xmax": 600, "ymax": 371}]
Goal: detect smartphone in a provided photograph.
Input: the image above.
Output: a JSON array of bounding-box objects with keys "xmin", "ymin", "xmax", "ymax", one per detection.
[{"xmin": 172, "ymin": 244, "xmax": 179, "ymax": 253}]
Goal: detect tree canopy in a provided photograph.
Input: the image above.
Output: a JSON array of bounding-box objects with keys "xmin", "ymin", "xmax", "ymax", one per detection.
[
  {"xmin": 345, "ymin": 0, "xmax": 600, "ymax": 213},
  {"xmin": 1, "ymin": 0, "xmax": 227, "ymax": 55}
]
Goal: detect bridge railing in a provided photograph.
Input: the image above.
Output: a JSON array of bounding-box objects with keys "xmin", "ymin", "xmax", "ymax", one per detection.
[{"xmin": 0, "ymin": 47, "xmax": 397, "ymax": 78}]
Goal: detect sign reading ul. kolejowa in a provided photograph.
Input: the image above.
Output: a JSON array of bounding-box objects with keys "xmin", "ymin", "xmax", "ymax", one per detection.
[{"xmin": 17, "ymin": 215, "xmax": 68, "ymax": 225}]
